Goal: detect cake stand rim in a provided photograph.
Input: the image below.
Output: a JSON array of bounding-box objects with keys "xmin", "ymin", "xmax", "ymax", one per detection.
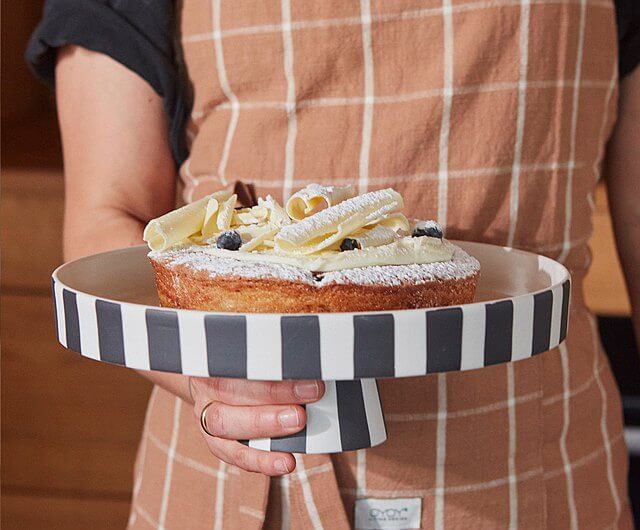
[{"xmin": 51, "ymin": 240, "xmax": 570, "ymax": 317}]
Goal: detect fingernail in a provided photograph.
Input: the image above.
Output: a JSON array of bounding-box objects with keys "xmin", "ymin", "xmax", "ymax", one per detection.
[
  {"xmin": 278, "ymin": 409, "xmax": 301, "ymax": 429},
  {"xmin": 274, "ymin": 458, "xmax": 291, "ymax": 474},
  {"xmin": 294, "ymin": 382, "xmax": 319, "ymax": 400}
]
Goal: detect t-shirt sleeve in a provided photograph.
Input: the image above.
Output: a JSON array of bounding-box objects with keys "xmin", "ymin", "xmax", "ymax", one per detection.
[
  {"xmin": 615, "ymin": 0, "xmax": 640, "ymax": 78},
  {"xmin": 25, "ymin": 0, "xmax": 189, "ymax": 167}
]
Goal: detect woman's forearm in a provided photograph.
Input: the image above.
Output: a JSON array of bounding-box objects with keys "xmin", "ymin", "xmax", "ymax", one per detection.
[
  {"xmin": 605, "ymin": 66, "xmax": 640, "ymax": 342},
  {"xmin": 63, "ymin": 210, "xmax": 194, "ymax": 404},
  {"xmin": 63, "ymin": 205, "xmax": 146, "ymax": 260},
  {"xmin": 57, "ymin": 46, "xmax": 192, "ymax": 402},
  {"xmin": 56, "ymin": 46, "xmax": 318, "ymax": 475},
  {"xmin": 56, "ymin": 45, "xmax": 177, "ymax": 258}
]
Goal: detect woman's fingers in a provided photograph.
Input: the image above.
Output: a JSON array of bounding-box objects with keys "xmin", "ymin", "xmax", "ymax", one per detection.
[
  {"xmin": 200, "ymin": 401, "xmax": 306, "ymax": 440},
  {"xmin": 205, "ymin": 436, "xmax": 296, "ymax": 476},
  {"xmin": 191, "ymin": 377, "xmax": 317, "ymax": 475},
  {"xmin": 191, "ymin": 377, "xmax": 324, "ymax": 406}
]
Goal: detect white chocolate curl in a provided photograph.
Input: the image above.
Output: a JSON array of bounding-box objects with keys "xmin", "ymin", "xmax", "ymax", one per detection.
[
  {"xmin": 350, "ymin": 225, "xmax": 399, "ymax": 248},
  {"xmin": 286, "ymin": 184, "xmax": 355, "ymax": 220},
  {"xmin": 275, "ymin": 188, "xmax": 403, "ymax": 254},
  {"xmin": 201, "ymin": 198, "xmax": 221, "ymax": 237},
  {"xmin": 238, "ymin": 225, "xmax": 279, "ymax": 252},
  {"xmin": 369, "ymin": 212, "xmax": 410, "ymax": 234},
  {"xmin": 232, "ymin": 205, "xmax": 268, "ymax": 226},
  {"xmin": 143, "ymin": 190, "xmax": 231, "ymax": 251},
  {"xmin": 259, "ymin": 196, "xmax": 291, "ymax": 227},
  {"xmin": 216, "ymin": 194, "xmax": 237, "ymax": 231}
]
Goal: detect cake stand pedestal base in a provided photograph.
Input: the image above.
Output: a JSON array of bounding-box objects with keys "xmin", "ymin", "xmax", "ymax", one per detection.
[{"xmin": 244, "ymin": 379, "xmax": 386, "ymax": 454}]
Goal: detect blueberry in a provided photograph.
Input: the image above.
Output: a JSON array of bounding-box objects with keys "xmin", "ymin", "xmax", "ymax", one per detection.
[
  {"xmin": 216, "ymin": 230, "xmax": 242, "ymax": 250},
  {"xmin": 340, "ymin": 238, "xmax": 361, "ymax": 251},
  {"xmin": 412, "ymin": 221, "xmax": 443, "ymax": 239}
]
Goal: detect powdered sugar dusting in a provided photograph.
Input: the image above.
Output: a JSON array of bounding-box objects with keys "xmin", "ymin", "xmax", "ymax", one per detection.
[
  {"xmin": 322, "ymin": 247, "xmax": 479, "ymax": 286},
  {"xmin": 276, "ymin": 188, "xmax": 400, "ymax": 244},
  {"xmin": 155, "ymin": 249, "xmax": 311, "ymax": 283},
  {"xmin": 150, "ymin": 244, "xmax": 479, "ymax": 287}
]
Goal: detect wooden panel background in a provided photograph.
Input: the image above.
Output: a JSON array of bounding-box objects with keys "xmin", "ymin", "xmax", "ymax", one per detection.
[
  {"xmin": 1, "ymin": 2, "xmax": 50, "ymax": 125},
  {"xmin": 2, "ymin": 169, "xmax": 153, "ymax": 528},
  {"xmin": 0, "ymin": 3, "xmax": 631, "ymax": 527}
]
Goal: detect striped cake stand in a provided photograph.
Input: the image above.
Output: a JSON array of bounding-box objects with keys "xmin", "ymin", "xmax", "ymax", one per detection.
[{"xmin": 51, "ymin": 241, "xmax": 570, "ymax": 454}]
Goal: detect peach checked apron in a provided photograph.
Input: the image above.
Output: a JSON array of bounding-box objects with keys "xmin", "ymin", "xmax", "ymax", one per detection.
[{"xmin": 128, "ymin": 0, "xmax": 633, "ymax": 528}]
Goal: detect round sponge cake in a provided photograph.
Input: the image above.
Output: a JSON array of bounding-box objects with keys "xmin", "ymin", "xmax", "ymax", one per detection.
[{"xmin": 149, "ymin": 244, "xmax": 479, "ymax": 313}]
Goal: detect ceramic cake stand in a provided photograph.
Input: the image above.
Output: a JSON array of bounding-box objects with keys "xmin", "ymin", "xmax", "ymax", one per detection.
[{"xmin": 51, "ymin": 241, "xmax": 570, "ymax": 454}]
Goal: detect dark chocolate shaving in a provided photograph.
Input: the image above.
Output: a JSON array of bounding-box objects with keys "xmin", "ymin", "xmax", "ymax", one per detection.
[{"xmin": 233, "ymin": 180, "xmax": 259, "ymax": 208}]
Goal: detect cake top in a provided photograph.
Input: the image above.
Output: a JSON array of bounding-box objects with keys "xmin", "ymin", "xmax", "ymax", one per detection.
[
  {"xmin": 153, "ymin": 244, "xmax": 479, "ymax": 288},
  {"xmin": 144, "ymin": 184, "xmax": 456, "ymax": 273}
]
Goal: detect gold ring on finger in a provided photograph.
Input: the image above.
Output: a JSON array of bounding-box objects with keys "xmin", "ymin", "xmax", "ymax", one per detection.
[{"xmin": 199, "ymin": 401, "xmax": 216, "ymax": 437}]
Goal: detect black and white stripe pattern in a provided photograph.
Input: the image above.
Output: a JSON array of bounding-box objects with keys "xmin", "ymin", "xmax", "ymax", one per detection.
[
  {"xmin": 52, "ymin": 278, "xmax": 571, "ymax": 380},
  {"xmin": 51, "ymin": 242, "xmax": 571, "ymax": 453},
  {"xmin": 241, "ymin": 379, "xmax": 387, "ymax": 454}
]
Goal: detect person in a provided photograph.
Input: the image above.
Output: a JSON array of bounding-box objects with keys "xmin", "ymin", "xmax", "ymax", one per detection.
[{"xmin": 27, "ymin": 1, "xmax": 639, "ymax": 528}]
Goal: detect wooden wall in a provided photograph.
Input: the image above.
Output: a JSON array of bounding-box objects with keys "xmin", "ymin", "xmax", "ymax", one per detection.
[
  {"xmin": 1, "ymin": 4, "xmax": 152, "ymax": 528},
  {"xmin": 0, "ymin": 3, "xmax": 631, "ymax": 528},
  {"xmin": 1, "ymin": 2, "xmax": 50, "ymax": 125},
  {"xmin": 2, "ymin": 169, "xmax": 153, "ymax": 530}
]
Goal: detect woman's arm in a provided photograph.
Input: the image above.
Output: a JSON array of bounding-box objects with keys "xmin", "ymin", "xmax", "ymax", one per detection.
[
  {"xmin": 605, "ymin": 65, "xmax": 640, "ymax": 344},
  {"xmin": 56, "ymin": 45, "xmax": 194, "ymax": 402},
  {"xmin": 56, "ymin": 46, "xmax": 322, "ymax": 475}
]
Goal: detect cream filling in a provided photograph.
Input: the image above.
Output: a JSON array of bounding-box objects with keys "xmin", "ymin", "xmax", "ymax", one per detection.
[{"xmin": 190, "ymin": 235, "xmax": 453, "ymax": 273}]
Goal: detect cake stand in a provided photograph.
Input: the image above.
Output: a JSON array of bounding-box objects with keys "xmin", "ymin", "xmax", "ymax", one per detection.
[{"xmin": 51, "ymin": 241, "xmax": 570, "ymax": 454}]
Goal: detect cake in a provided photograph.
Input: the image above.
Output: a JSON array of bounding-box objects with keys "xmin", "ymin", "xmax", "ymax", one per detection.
[{"xmin": 144, "ymin": 184, "xmax": 480, "ymax": 313}]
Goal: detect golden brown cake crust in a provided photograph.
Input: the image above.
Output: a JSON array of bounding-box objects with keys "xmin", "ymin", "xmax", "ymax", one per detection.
[{"xmin": 150, "ymin": 258, "xmax": 479, "ymax": 313}]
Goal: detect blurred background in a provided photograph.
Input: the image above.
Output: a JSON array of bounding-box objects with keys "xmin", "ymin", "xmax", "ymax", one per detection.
[
  {"xmin": 2, "ymin": 5, "xmax": 152, "ymax": 528},
  {"xmin": 1, "ymin": 3, "xmax": 638, "ymax": 528}
]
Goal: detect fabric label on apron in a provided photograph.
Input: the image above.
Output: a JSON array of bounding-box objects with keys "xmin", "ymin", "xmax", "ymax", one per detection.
[{"xmin": 354, "ymin": 498, "xmax": 422, "ymax": 529}]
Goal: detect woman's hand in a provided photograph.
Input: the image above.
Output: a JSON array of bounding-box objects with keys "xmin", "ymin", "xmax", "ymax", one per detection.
[{"xmin": 190, "ymin": 378, "xmax": 324, "ymax": 475}]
